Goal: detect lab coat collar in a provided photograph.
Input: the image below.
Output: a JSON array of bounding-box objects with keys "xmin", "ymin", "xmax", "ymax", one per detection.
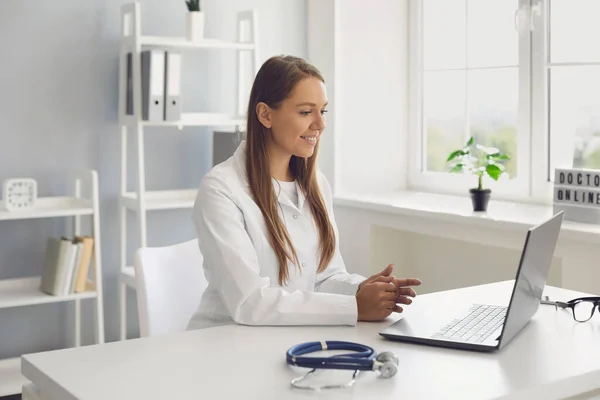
[
  {"xmin": 233, "ymin": 140, "xmax": 307, "ymax": 211},
  {"xmin": 233, "ymin": 140, "xmax": 250, "ymax": 186},
  {"xmin": 273, "ymin": 179, "xmax": 307, "ymax": 211}
]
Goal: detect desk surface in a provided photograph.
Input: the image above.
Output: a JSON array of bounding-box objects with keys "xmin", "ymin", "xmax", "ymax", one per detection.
[{"xmin": 22, "ymin": 281, "xmax": 600, "ymax": 400}]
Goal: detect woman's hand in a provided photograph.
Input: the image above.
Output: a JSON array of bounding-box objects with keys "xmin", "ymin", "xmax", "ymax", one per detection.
[{"xmin": 356, "ymin": 264, "xmax": 422, "ymax": 321}]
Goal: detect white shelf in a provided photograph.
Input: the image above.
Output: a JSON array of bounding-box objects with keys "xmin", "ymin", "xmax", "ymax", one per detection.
[
  {"xmin": 0, "ymin": 197, "xmax": 93, "ymax": 221},
  {"xmin": 0, "ymin": 357, "xmax": 26, "ymax": 397},
  {"xmin": 120, "ymin": 189, "xmax": 197, "ymax": 211},
  {"xmin": 139, "ymin": 36, "xmax": 255, "ymax": 50},
  {"xmin": 121, "ymin": 266, "xmax": 136, "ymax": 288},
  {"xmin": 117, "ymin": 3, "xmax": 258, "ymax": 340},
  {"xmin": 0, "ymin": 277, "xmax": 97, "ymax": 309},
  {"xmin": 143, "ymin": 112, "xmax": 245, "ymax": 127},
  {"xmin": 121, "ymin": 113, "xmax": 246, "ymax": 128}
]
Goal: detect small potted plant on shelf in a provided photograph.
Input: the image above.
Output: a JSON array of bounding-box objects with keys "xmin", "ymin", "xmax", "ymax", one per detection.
[
  {"xmin": 446, "ymin": 136, "xmax": 510, "ymax": 212},
  {"xmin": 185, "ymin": 0, "xmax": 204, "ymax": 42}
]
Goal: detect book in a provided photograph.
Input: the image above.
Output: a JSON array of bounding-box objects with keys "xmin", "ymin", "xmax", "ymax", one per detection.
[
  {"xmin": 40, "ymin": 237, "xmax": 71, "ymax": 295},
  {"xmin": 74, "ymin": 236, "xmax": 94, "ymax": 293},
  {"xmin": 39, "ymin": 236, "xmax": 95, "ymax": 296}
]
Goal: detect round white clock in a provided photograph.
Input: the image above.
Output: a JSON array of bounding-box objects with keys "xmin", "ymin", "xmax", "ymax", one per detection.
[{"xmin": 2, "ymin": 178, "xmax": 37, "ymax": 211}]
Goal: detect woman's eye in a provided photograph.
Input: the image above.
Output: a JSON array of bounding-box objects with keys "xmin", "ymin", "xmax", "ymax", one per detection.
[
  {"xmin": 321, "ymin": 109, "xmax": 329, "ymax": 115},
  {"xmin": 300, "ymin": 111, "xmax": 311, "ymax": 116}
]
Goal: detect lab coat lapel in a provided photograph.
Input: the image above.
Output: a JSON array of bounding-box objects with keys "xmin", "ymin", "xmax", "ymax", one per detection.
[
  {"xmin": 274, "ymin": 181, "xmax": 298, "ymax": 211},
  {"xmin": 296, "ymin": 181, "xmax": 306, "ymax": 210}
]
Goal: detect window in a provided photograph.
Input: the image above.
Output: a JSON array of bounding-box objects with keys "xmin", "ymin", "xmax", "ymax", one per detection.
[
  {"xmin": 546, "ymin": 0, "xmax": 600, "ymax": 174},
  {"xmin": 409, "ymin": 0, "xmax": 600, "ymax": 203}
]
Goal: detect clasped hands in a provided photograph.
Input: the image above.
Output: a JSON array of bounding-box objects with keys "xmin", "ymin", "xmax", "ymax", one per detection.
[{"xmin": 356, "ymin": 264, "xmax": 422, "ymax": 321}]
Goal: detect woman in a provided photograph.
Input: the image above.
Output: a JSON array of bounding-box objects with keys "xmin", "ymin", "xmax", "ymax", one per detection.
[{"xmin": 187, "ymin": 55, "xmax": 421, "ymax": 330}]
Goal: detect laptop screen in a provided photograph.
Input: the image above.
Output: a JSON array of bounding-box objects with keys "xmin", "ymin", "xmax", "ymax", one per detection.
[{"xmin": 497, "ymin": 211, "xmax": 564, "ymax": 350}]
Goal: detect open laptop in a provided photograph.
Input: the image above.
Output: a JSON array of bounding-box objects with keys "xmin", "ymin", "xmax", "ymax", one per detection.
[{"xmin": 379, "ymin": 211, "xmax": 565, "ymax": 352}]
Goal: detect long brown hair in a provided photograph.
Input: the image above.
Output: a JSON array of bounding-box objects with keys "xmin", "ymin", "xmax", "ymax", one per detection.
[{"xmin": 245, "ymin": 55, "xmax": 335, "ymax": 286}]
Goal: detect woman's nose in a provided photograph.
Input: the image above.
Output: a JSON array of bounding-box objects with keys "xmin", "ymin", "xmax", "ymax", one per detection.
[{"xmin": 312, "ymin": 114, "xmax": 326, "ymax": 131}]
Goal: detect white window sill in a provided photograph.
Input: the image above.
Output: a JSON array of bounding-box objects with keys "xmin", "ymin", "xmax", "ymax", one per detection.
[{"xmin": 334, "ymin": 190, "xmax": 600, "ymax": 244}]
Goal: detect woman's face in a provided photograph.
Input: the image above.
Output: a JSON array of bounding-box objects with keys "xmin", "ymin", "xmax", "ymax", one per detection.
[{"xmin": 258, "ymin": 77, "xmax": 328, "ymax": 159}]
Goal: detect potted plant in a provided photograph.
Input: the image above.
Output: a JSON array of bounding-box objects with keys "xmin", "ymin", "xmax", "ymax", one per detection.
[
  {"xmin": 185, "ymin": 0, "xmax": 204, "ymax": 42},
  {"xmin": 446, "ymin": 136, "xmax": 510, "ymax": 212}
]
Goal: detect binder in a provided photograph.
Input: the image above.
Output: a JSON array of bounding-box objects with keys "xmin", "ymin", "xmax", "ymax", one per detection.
[
  {"xmin": 126, "ymin": 52, "xmax": 133, "ymax": 115},
  {"xmin": 141, "ymin": 50, "xmax": 165, "ymax": 121},
  {"xmin": 164, "ymin": 51, "xmax": 182, "ymax": 121}
]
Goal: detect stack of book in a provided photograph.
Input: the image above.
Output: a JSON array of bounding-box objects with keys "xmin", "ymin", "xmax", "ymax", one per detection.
[
  {"xmin": 553, "ymin": 168, "xmax": 600, "ymax": 224},
  {"xmin": 40, "ymin": 236, "xmax": 95, "ymax": 296}
]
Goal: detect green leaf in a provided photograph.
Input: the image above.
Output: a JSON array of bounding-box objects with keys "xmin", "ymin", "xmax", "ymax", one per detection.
[
  {"xmin": 466, "ymin": 136, "xmax": 474, "ymax": 146},
  {"xmin": 446, "ymin": 149, "xmax": 466, "ymax": 162},
  {"xmin": 486, "ymin": 164, "xmax": 503, "ymax": 180},
  {"xmin": 186, "ymin": 0, "xmax": 200, "ymax": 11},
  {"xmin": 450, "ymin": 163, "xmax": 465, "ymax": 173},
  {"xmin": 487, "ymin": 152, "xmax": 510, "ymax": 160}
]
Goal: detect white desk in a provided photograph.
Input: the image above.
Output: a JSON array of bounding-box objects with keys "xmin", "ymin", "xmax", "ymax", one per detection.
[{"xmin": 21, "ymin": 281, "xmax": 600, "ymax": 400}]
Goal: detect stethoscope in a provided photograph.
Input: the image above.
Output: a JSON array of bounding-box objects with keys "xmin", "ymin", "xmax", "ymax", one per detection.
[{"xmin": 286, "ymin": 340, "xmax": 398, "ymax": 390}]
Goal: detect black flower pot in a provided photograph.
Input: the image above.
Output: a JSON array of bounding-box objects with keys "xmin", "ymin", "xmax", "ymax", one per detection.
[{"xmin": 469, "ymin": 188, "xmax": 491, "ymax": 212}]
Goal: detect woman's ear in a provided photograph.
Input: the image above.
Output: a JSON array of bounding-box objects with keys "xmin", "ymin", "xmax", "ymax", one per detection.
[{"xmin": 256, "ymin": 102, "xmax": 272, "ymax": 129}]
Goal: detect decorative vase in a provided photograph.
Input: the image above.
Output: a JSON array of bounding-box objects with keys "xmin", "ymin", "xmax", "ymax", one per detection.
[
  {"xmin": 470, "ymin": 188, "xmax": 491, "ymax": 212},
  {"xmin": 186, "ymin": 11, "xmax": 205, "ymax": 42}
]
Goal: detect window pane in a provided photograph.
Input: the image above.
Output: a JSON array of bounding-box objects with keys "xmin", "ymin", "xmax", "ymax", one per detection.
[
  {"xmin": 550, "ymin": 66, "xmax": 600, "ymax": 172},
  {"xmin": 550, "ymin": 0, "xmax": 600, "ymax": 63},
  {"xmin": 423, "ymin": 0, "xmax": 466, "ymax": 70},
  {"xmin": 468, "ymin": 68, "xmax": 519, "ymax": 179},
  {"xmin": 424, "ymin": 71, "xmax": 466, "ymax": 172},
  {"xmin": 468, "ymin": 0, "xmax": 518, "ymax": 68}
]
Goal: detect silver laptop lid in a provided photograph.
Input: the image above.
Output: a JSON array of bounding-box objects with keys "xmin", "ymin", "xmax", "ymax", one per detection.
[{"xmin": 497, "ymin": 211, "xmax": 564, "ymax": 350}]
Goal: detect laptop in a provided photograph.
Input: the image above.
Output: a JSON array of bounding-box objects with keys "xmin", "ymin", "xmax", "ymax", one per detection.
[{"xmin": 379, "ymin": 211, "xmax": 565, "ymax": 352}]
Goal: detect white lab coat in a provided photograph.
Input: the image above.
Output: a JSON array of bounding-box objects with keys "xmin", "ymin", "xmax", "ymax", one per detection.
[{"xmin": 186, "ymin": 141, "xmax": 366, "ymax": 330}]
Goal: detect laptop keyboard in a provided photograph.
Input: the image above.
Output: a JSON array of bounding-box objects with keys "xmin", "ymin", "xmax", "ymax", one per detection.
[{"xmin": 432, "ymin": 304, "xmax": 507, "ymax": 343}]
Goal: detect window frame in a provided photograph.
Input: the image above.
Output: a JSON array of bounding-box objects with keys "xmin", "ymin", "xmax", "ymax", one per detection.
[
  {"xmin": 530, "ymin": 0, "xmax": 553, "ymax": 204},
  {"xmin": 408, "ymin": 0, "xmax": 544, "ymax": 203}
]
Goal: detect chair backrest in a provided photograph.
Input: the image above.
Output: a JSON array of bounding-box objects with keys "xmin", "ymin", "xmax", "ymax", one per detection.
[{"xmin": 134, "ymin": 239, "xmax": 207, "ymax": 337}]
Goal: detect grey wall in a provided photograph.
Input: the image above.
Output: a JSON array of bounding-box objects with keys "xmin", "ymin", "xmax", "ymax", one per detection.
[{"xmin": 0, "ymin": 0, "xmax": 307, "ymax": 362}]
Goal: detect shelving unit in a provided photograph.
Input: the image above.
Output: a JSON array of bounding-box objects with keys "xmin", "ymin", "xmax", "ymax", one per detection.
[
  {"xmin": 0, "ymin": 169, "xmax": 105, "ymax": 397},
  {"xmin": 117, "ymin": 2, "xmax": 259, "ymax": 340}
]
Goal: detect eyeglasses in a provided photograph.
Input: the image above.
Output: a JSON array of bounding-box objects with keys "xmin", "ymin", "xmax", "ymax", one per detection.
[{"xmin": 543, "ymin": 296, "xmax": 600, "ymax": 323}]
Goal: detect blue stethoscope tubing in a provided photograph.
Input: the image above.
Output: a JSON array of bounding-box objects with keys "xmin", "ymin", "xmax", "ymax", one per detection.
[{"xmin": 286, "ymin": 340, "xmax": 376, "ymax": 371}]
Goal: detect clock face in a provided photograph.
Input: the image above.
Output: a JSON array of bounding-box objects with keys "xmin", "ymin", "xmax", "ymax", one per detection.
[{"xmin": 3, "ymin": 179, "xmax": 37, "ymax": 211}]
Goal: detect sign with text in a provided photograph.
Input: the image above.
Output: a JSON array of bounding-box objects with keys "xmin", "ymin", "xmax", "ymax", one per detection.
[
  {"xmin": 553, "ymin": 186, "xmax": 600, "ymax": 207},
  {"xmin": 554, "ymin": 168, "xmax": 600, "ymax": 189},
  {"xmin": 553, "ymin": 168, "xmax": 600, "ymax": 224}
]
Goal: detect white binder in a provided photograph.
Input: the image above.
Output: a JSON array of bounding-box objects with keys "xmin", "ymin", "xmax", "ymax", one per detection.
[
  {"xmin": 164, "ymin": 51, "xmax": 182, "ymax": 121},
  {"xmin": 141, "ymin": 50, "xmax": 165, "ymax": 121}
]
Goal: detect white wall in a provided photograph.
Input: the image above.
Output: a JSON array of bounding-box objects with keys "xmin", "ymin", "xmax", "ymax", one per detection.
[
  {"xmin": 307, "ymin": 0, "xmax": 339, "ymax": 190},
  {"xmin": 334, "ymin": 203, "xmax": 600, "ymax": 296},
  {"xmin": 308, "ymin": 0, "xmax": 409, "ymax": 194},
  {"xmin": 0, "ymin": 0, "xmax": 307, "ymax": 359},
  {"xmin": 336, "ymin": 0, "xmax": 408, "ymax": 193},
  {"xmin": 370, "ymin": 226, "xmax": 563, "ymax": 295}
]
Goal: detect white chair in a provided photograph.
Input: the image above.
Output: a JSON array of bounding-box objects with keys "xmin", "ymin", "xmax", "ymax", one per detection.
[{"xmin": 134, "ymin": 239, "xmax": 207, "ymax": 337}]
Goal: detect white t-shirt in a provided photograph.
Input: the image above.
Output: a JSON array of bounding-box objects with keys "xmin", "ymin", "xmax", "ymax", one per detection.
[{"xmin": 274, "ymin": 179, "xmax": 298, "ymax": 207}]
